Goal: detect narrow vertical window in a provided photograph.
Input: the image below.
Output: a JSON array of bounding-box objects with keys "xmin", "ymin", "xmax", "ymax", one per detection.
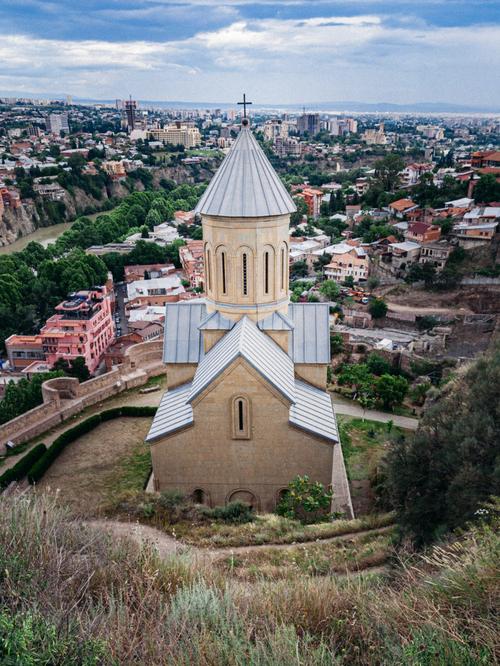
[
  {"xmin": 238, "ymin": 399, "xmax": 244, "ymax": 431},
  {"xmin": 232, "ymin": 396, "xmax": 250, "ymax": 439},
  {"xmin": 264, "ymin": 251, "xmax": 269, "ymax": 294},
  {"xmin": 280, "ymin": 248, "xmax": 285, "ymax": 291},
  {"xmin": 221, "ymin": 252, "xmax": 226, "ymax": 294},
  {"xmin": 242, "ymin": 253, "xmax": 248, "ymax": 296},
  {"xmin": 207, "ymin": 249, "xmax": 212, "ymax": 291}
]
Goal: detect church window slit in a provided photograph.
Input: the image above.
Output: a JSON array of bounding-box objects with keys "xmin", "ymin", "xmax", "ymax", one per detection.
[
  {"xmin": 207, "ymin": 249, "xmax": 212, "ymax": 291},
  {"xmin": 221, "ymin": 252, "xmax": 227, "ymax": 294},
  {"xmin": 242, "ymin": 253, "xmax": 248, "ymax": 296},
  {"xmin": 264, "ymin": 251, "xmax": 269, "ymax": 294},
  {"xmin": 232, "ymin": 396, "xmax": 250, "ymax": 439},
  {"xmin": 280, "ymin": 248, "xmax": 285, "ymax": 290},
  {"xmin": 238, "ymin": 399, "xmax": 244, "ymax": 431}
]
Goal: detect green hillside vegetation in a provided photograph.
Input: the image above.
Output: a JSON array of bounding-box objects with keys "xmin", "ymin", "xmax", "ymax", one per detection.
[
  {"xmin": 0, "ymin": 184, "xmax": 203, "ymax": 351},
  {"xmin": 382, "ymin": 345, "xmax": 500, "ymax": 544}
]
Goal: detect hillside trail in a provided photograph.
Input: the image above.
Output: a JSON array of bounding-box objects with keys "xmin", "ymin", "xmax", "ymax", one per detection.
[{"xmin": 85, "ymin": 518, "xmax": 393, "ymax": 563}]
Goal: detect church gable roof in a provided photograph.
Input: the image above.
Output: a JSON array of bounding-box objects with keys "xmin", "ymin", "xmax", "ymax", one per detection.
[
  {"xmin": 290, "ymin": 380, "xmax": 338, "ymax": 443},
  {"xmin": 288, "ymin": 303, "xmax": 330, "ymax": 364},
  {"xmin": 163, "ymin": 302, "xmax": 206, "ymax": 364},
  {"xmin": 146, "ymin": 383, "xmax": 193, "ymax": 443},
  {"xmin": 194, "ymin": 128, "xmax": 296, "ymax": 218},
  {"xmin": 188, "ymin": 316, "xmax": 295, "ymax": 404},
  {"xmin": 198, "ymin": 310, "xmax": 235, "ymax": 331},
  {"xmin": 257, "ymin": 311, "xmax": 294, "ymax": 331}
]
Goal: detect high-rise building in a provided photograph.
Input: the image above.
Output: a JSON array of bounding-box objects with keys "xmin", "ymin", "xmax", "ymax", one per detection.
[
  {"xmin": 124, "ymin": 97, "xmax": 138, "ymax": 131},
  {"xmin": 45, "ymin": 112, "xmax": 69, "ymax": 135},
  {"xmin": 297, "ymin": 113, "xmax": 320, "ymax": 136}
]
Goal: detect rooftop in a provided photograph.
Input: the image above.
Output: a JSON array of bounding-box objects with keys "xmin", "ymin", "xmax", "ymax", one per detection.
[{"xmin": 195, "ymin": 127, "xmax": 296, "ymax": 218}]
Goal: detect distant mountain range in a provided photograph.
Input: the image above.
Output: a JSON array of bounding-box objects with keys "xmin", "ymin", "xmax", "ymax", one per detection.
[{"xmin": 1, "ymin": 90, "xmax": 499, "ymax": 114}]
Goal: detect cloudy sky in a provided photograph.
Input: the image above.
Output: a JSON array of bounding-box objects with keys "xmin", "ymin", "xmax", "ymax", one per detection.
[{"xmin": 0, "ymin": 0, "xmax": 499, "ymax": 105}]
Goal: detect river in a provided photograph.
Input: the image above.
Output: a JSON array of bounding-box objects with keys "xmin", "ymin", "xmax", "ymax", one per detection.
[{"xmin": 0, "ymin": 207, "xmax": 117, "ymax": 255}]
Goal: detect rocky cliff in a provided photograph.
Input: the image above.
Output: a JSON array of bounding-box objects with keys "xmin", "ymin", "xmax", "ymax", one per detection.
[{"xmin": 0, "ymin": 163, "xmax": 217, "ymax": 248}]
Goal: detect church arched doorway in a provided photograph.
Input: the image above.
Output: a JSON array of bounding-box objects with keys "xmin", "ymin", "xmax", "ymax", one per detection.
[{"xmin": 227, "ymin": 489, "xmax": 259, "ymax": 510}]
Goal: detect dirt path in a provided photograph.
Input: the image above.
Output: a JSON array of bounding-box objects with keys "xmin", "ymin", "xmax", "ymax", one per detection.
[{"xmin": 85, "ymin": 518, "xmax": 393, "ymax": 563}]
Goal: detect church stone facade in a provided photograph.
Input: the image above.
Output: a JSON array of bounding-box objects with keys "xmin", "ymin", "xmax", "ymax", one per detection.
[{"xmin": 146, "ymin": 125, "xmax": 353, "ymax": 517}]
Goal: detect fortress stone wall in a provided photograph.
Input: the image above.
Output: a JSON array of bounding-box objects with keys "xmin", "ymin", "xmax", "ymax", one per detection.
[{"xmin": 0, "ymin": 340, "xmax": 164, "ymax": 452}]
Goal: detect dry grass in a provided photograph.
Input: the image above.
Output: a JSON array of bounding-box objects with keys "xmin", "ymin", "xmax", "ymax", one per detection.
[
  {"xmin": 216, "ymin": 529, "xmax": 394, "ymax": 581},
  {"xmin": 1, "ymin": 492, "xmax": 498, "ymax": 665},
  {"xmin": 36, "ymin": 418, "xmax": 152, "ymax": 514}
]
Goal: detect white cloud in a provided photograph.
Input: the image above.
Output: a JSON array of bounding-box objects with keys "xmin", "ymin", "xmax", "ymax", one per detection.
[{"xmin": 0, "ymin": 13, "xmax": 498, "ymax": 104}]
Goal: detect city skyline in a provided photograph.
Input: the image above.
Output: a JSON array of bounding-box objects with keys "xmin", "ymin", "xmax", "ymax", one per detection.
[{"xmin": 0, "ymin": 0, "xmax": 499, "ymax": 106}]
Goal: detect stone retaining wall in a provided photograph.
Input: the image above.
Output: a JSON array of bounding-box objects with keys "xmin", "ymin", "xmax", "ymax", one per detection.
[{"xmin": 0, "ymin": 340, "xmax": 165, "ymax": 452}]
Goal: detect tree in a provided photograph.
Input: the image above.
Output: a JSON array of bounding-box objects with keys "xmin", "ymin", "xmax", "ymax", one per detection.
[
  {"xmin": 374, "ymin": 154, "xmax": 405, "ymax": 192},
  {"xmin": 338, "ymin": 363, "xmax": 374, "ymax": 397},
  {"xmin": 366, "ymin": 353, "xmax": 391, "ymax": 376},
  {"xmin": 276, "ymin": 475, "xmax": 333, "ymax": 523},
  {"xmin": 290, "ymin": 197, "xmax": 309, "ymax": 226},
  {"xmin": 54, "ymin": 356, "xmax": 91, "ymax": 382},
  {"xmin": 290, "ymin": 260, "xmax": 308, "ymax": 279},
  {"xmin": 383, "ymin": 348, "xmax": 500, "ymax": 544},
  {"xmin": 369, "ymin": 298, "xmax": 388, "ymax": 319},
  {"xmin": 367, "ymin": 276, "xmax": 379, "ymax": 291},
  {"xmin": 330, "ymin": 333, "xmax": 344, "ymax": 356},
  {"xmin": 343, "ymin": 276, "xmax": 354, "ymax": 288},
  {"xmin": 473, "ymin": 174, "xmax": 500, "ymax": 204},
  {"xmin": 374, "ymin": 374, "xmax": 408, "ymax": 410},
  {"xmin": 319, "ymin": 279, "xmax": 340, "ymax": 301}
]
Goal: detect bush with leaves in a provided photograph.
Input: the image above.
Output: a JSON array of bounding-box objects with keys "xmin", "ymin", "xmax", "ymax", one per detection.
[
  {"xmin": 383, "ymin": 347, "xmax": 500, "ymax": 544},
  {"xmin": 276, "ymin": 475, "xmax": 333, "ymax": 524},
  {"xmin": 369, "ymin": 298, "xmax": 388, "ymax": 320}
]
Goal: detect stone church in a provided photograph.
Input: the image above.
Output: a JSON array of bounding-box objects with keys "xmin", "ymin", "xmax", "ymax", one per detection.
[{"xmin": 146, "ymin": 122, "xmax": 353, "ymax": 517}]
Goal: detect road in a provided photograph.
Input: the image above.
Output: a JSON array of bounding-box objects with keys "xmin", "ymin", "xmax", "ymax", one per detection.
[
  {"xmin": 331, "ymin": 395, "xmax": 419, "ymax": 430},
  {"xmin": 114, "ymin": 282, "xmax": 129, "ymax": 336},
  {"xmin": 387, "ymin": 302, "xmax": 473, "ymax": 316}
]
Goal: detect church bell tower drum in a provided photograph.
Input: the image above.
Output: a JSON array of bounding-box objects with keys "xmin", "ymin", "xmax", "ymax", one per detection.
[{"xmin": 195, "ymin": 124, "xmax": 296, "ymax": 322}]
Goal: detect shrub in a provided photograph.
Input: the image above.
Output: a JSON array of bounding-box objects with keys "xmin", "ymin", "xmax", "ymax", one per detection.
[
  {"xmin": 201, "ymin": 501, "xmax": 254, "ymax": 524},
  {"xmin": 276, "ymin": 475, "xmax": 333, "ymax": 524},
  {"xmin": 0, "ymin": 443, "xmax": 47, "ymax": 489}
]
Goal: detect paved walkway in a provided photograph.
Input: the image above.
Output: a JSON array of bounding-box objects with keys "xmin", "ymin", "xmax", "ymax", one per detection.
[{"xmin": 331, "ymin": 395, "xmax": 419, "ymax": 430}]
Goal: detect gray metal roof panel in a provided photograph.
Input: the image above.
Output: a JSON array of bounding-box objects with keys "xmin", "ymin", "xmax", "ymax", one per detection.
[
  {"xmin": 188, "ymin": 316, "xmax": 295, "ymax": 404},
  {"xmin": 163, "ymin": 303, "xmax": 206, "ymax": 364},
  {"xmin": 198, "ymin": 311, "xmax": 235, "ymax": 331},
  {"xmin": 146, "ymin": 383, "xmax": 193, "ymax": 442},
  {"xmin": 257, "ymin": 311, "xmax": 294, "ymax": 331},
  {"xmin": 288, "ymin": 303, "xmax": 330, "ymax": 364},
  {"xmin": 289, "ymin": 380, "xmax": 338, "ymax": 443},
  {"xmin": 195, "ymin": 128, "xmax": 296, "ymax": 218}
]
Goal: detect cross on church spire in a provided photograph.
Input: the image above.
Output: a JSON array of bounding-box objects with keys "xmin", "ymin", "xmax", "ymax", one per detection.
[{"xmin": 238, "ymin": 93, "xmax": 252, "ymax": 123}]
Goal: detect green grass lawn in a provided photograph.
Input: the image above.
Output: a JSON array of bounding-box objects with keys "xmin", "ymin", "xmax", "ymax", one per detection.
[{"xmin": 338, "ymin": 416, "xmax": 409, "ymax": 514}]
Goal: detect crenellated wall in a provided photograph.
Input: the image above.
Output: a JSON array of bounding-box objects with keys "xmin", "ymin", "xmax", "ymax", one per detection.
[{"xmin": 0, "ymin": 339, "xmax": 165, "ymax": 451}]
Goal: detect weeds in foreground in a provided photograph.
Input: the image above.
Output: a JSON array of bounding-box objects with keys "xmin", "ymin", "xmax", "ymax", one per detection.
[{"xmin": 0, "ymin": 493, "xmax": 498, "ymax": 665}]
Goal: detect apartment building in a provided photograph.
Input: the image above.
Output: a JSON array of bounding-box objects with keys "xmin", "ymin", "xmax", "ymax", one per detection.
[
  {"xmin": 148, "ymin": 123, "xmax": 201, "ymax": 148},
  {"xmin": 179, "ymin": 239, "xmax": 205, "ymax": 289},
  {"xmin": 324, "ymin": 243, "xmax": 369, "ymax": 283},
  {"xmin": 6, "ymin": 286, "xmax": 115, "ymax": 374}
]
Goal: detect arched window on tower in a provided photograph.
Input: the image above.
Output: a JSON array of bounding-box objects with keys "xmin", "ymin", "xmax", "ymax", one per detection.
[
  {"xmin": 207, "ymin": 249, "xmax": 212, "ymax": 292},
  {"xmin": 232, "ymin": 395, "xmax": 251, "ymax": 439},
  {"xmin": 280, "ymin": 247, "xmax": 285, "ymax": 291},
  {"xmin": 264, "ymin": 251, "xmax": 269, "ymax": 295},
  {"xmin": 242, "ymin": 253, "xmax": 248, "ymax": 296}
]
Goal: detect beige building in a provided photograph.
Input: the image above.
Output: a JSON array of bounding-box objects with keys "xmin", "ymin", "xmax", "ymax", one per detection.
[
  {"xmin": 324, "ymin": 243, "xmax": 369, "ymax": 283},
  {"xmin": 148, "ymin": 123, "xmax": 201, "ymax": 148},
  {"xmin": 146, "ymin": 123, "xmax": 353, "ymax": 517}
]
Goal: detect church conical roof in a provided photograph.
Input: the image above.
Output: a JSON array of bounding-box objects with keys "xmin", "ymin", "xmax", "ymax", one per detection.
[{"xmin": 195, "ymin": 127, "xmax": 296, "ymax": 218}]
